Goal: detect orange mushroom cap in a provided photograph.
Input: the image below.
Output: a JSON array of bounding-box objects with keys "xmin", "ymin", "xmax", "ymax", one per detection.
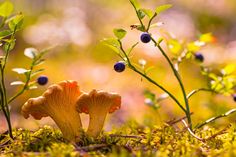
[
  {"xmin": 21, "ymin": 80, "xmax": 83, "ymax": 141},
  {"xmin": 76, "ymin": 89, "xmax": 121, "ymax": 137}
]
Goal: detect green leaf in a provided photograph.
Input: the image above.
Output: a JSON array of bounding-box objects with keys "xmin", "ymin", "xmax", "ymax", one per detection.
[
  {"xmin": 3, "ymin": 39, "xmax": 15, "ymax": 52},
  {"xmin": 31, "ymin": 69, "xmax": 44, "ymax": 77},
  {"xmin": 129, "ymin": 0, "xmax": 140, "ymax": 9},
  {"xmin": 33, "ymin": 59, "xmax": 45, "ymax": 66},
  {"xmin": 141, "ymin": 9, "xmax": 154, "ymax": 18},
  {"xmin": 113, "ymin": 28, "xmax": 127, "ymax": 40},
  {"xmin": 8, "ymin": 14, "xmax": 24, "ymax": 31},
  {"xmin": 187, "ymin": 42, "xmax": 200, "ymax": 52},
  {"xmin": 167, "ymin": 39, "xmax": 182, "ymax": 55},
  {"xmin": 10, "ymin": 81, "xmax": 25, "ymax": 86},
  {"xmin": 27, "ymin": 82, "xmax": 38, "ymax": 90},
  {"xmin": 137, "ymin": 9, "xmax": 145, "ymax": 19},
  {"xmin": 29, "ymin": 85, "xmax": 37, "ymax": 90},
  {"xmin": 221, "ymin": 64, "xmax": 235, "ymax": 75},
  {"xmin": 12, "ymin": 68, "xmax": 29, "ymax": 74},
  {"xmin": 24, "ymin": 48, "xmax": 38, "ymax": 59},
  {"xmin": 0, "ymin": 1, "xmax": 14, "ymax": 17},
  {"xmin": 150, "ymin": 22, "xmax": 164, "ymax": 28},
  {"xmin": 144, "ymin": 90, "xmax": 156, "ymax": 102},
  {"xmin": 155, "ymin": 4, "xmax": 172, "ymax": 15},
  {"xmin": 0, "ymin": 30, "xmax": 12, "ymax": 39},
  {"xmin": 199, "ymin": 33, "xmax": 215, "ymax": 43},
  {"xmin": 101, "ymin": 38, "xmax": 120, "ymax": 54}
]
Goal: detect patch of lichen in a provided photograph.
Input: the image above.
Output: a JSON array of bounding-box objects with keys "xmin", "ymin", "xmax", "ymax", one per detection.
[{"xmin": 1, "ymin": 122, "xmax": 236, "ymax": 157}]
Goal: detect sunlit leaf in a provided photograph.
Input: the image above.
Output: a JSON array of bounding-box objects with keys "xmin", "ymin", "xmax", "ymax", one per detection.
[
  {"xmin": 113, "ymin": 28, "xmax": 127, "ymax": 40},
  {"xmin": 101, "ymin": 38, "xmax": 120, "ymax": 54},
  {"xmin": 24, "ymin": 48, "xmax": 38, "ymax": 59},
  {"xmin": 10, "ymin": 81, "xmax": 24, "ymax": 86},
  {"xmin": 129, "ymin": 0, "xmax": 141, "ymax": 9},
  {"xmin": 31, "ymin": 69, "xmax": 44, "ymax": 77},
  {"xmin": 150, "ymin": 22, "xmax": 164, "ymax": 28},
  {"xmin": 156, "ymin": 93, "xmax": 169, "ymax": 102},
  {"xmin": 141, "ymin": 9, "xmax": 154, "ymax": 18},
  {"xmin": 34, "ymin": 59, "xmax": 45, "ymax": 66},
  {"xmin": 0, "ymin": 30, "xmax": 12, "ymax": 39},
  {"xmin": 187, "ymin": 42, "xmax": 200, "ymax": 52},
  {"xmin": 199, "ymin": 33, "xmax": 215, "ymax": 43},
  {"xmin": 221, "ymin": 64, "xmax": 235, "ymax": 75},
  {"xmin": 8, "ymin": 14, "xmax": 24, "ymax": 31},
  {"xmin": 155, "ymin": 4, "xmax": 172, "ymax": 15},
  {"xmin": 0, "ymin": 1, "xmax": 14, "ymax": 17},
  {"xmin": 29, "ymin": 85, "xmax": 37, "ymax": 90},
  {"xmin": 3, "ymin": 39, "xmax": 15, "ymax": 52},
  {"xmin": 185, "ymin": 51, "xmax": 193, "ymax": 59},
  {"xmin": 12, "ymin": 68, "xmax": 29, "ymax": 74},
  {"xmin": 167, "ymin": 39, "xmax": 182, "ymax": 55},
  {"xmin": 208, "ymin": 73, "xmax": 218, "ymax": 81},
  {"xmin": 144, "ymin": 90, "xmax": 156, "ymax": 102},
  {"xmin": 137, "ymin": 9, "xmax": 145, "ymax": 19}
]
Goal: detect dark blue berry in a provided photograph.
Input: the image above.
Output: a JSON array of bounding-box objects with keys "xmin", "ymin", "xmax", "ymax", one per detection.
[
  {"xmin": 114, "ymin": 61, "xmax": 125, "ymax": 72},
  {"xmin": 233, "ymin": 94, "xmax": 236, "ymax": 102},
  {"xmin": 195, "ymin": 53, "xmax": 204, "ymax": 62},
  {"xmin": 37, "ymin": 75, "xmax": 48, "ymax": 85},
  {"xmin": 140, "ymin": 32, "xmax": 151, "ymax": 43}
]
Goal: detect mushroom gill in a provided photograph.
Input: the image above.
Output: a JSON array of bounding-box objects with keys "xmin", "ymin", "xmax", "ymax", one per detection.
[
  {"xmin": 21, "ymin": 80, "xmax": 83, "ymax": 141},
  {"xmin": 76, "ymin": 89, "xmax": 121, "ymax": 138}
]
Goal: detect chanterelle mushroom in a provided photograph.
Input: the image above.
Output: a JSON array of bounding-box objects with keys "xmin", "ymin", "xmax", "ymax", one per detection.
[
  {"xmin": 76, "ymin": 89, "xmax": 121, "ymax": 137},
  {"xmin": 21, "ymin": 80, "xmax": 83, "ymax": 141}
]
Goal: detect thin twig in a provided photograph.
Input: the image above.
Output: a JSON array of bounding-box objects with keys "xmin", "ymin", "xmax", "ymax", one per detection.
[
  {"xmin": 181, "ymin": 119, "xmax": 205, "ymax": 142},
  {"xmin": 166, "ymin": 112, "xmax": 194, "ymax": 125},
  {"xmin": 109, "ymin": 134, "xmax": 142, "ymax": 139},
  {"xmin": 75, "ymin": 144, "xmax": 111, "ymax": 152},
  {"xmin": 194, "ymin": 108, "xmax": 236, "ymax": 130},
  {"xmin": 187, "ymin": 88, "xmax": 213, "ymax": 99},
  {"xmin": 205, "ymin": 124, "xmax": 231, "ymax": 141}
]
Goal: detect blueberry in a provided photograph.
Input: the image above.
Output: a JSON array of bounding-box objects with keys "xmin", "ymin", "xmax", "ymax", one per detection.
[
  {"xmin": 37, "ymin": 75, "xmax": 48, "ymax": 85},
  {"xmin": 114, "ymin": 61, "xmax": 125, "ymax": 72},
  {"xmin": 233, "ymin": 94, "xmax": 236, "ymax": 102},
  {"xmin": 140, "ymin": 32, "xmax": 151, "ymax": 43},
  {"xmin": 195, "ymin": 53, "xmax": 204, "ymax": 62}
]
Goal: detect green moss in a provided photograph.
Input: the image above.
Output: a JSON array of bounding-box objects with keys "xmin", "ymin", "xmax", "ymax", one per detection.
[{"xmin": 1, "ymin": 123, "xmax": 236, "ymax": 156}]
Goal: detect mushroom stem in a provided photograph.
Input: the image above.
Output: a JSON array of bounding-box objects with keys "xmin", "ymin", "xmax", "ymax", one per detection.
[
  {"xmin": 87, "ymin": 111, "xmax": 108, "ymax": 137},
  {"xmin": 52, "ymin": 112, "xmax": 82, "ymax": 141}
]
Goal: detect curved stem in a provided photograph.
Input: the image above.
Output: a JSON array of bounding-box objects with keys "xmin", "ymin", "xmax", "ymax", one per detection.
[
  {"xmin": 146, "ymin": 13, "xmax": 157, "ymax": 31},
  {"xmin": 187, "ymin": 88, "xmax": 213, "ymax": 99},
  {"xmin": 0, "ymin": 26, "xmax": 18, "ymax": 139},
  {"xmin": 150, "ymin": 37, "xmax": 192, "ymax": 129},
  {"xmin": 118, "ymin": 40, "xmax": 186, "ymax": 113}
]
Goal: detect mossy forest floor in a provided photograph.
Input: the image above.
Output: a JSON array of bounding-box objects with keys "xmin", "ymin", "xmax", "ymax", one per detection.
[{"xmin": 0, "ymin": 121, "xmax": 236, "ymax": 157}]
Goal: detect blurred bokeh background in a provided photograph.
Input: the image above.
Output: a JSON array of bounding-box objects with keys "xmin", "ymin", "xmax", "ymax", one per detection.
[{"xmin": 1, "ymin": 0, "xmax": 236, "ymax": 132}]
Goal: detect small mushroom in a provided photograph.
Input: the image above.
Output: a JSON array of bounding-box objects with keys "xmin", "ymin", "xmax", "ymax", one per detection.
[
  {"xmin": 76, "ymin": 89, "xmax": 121, "ymax": 137},
  {"xmin": 21, "ymin": 80, "xmax": 83, "ymax": 141}
]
